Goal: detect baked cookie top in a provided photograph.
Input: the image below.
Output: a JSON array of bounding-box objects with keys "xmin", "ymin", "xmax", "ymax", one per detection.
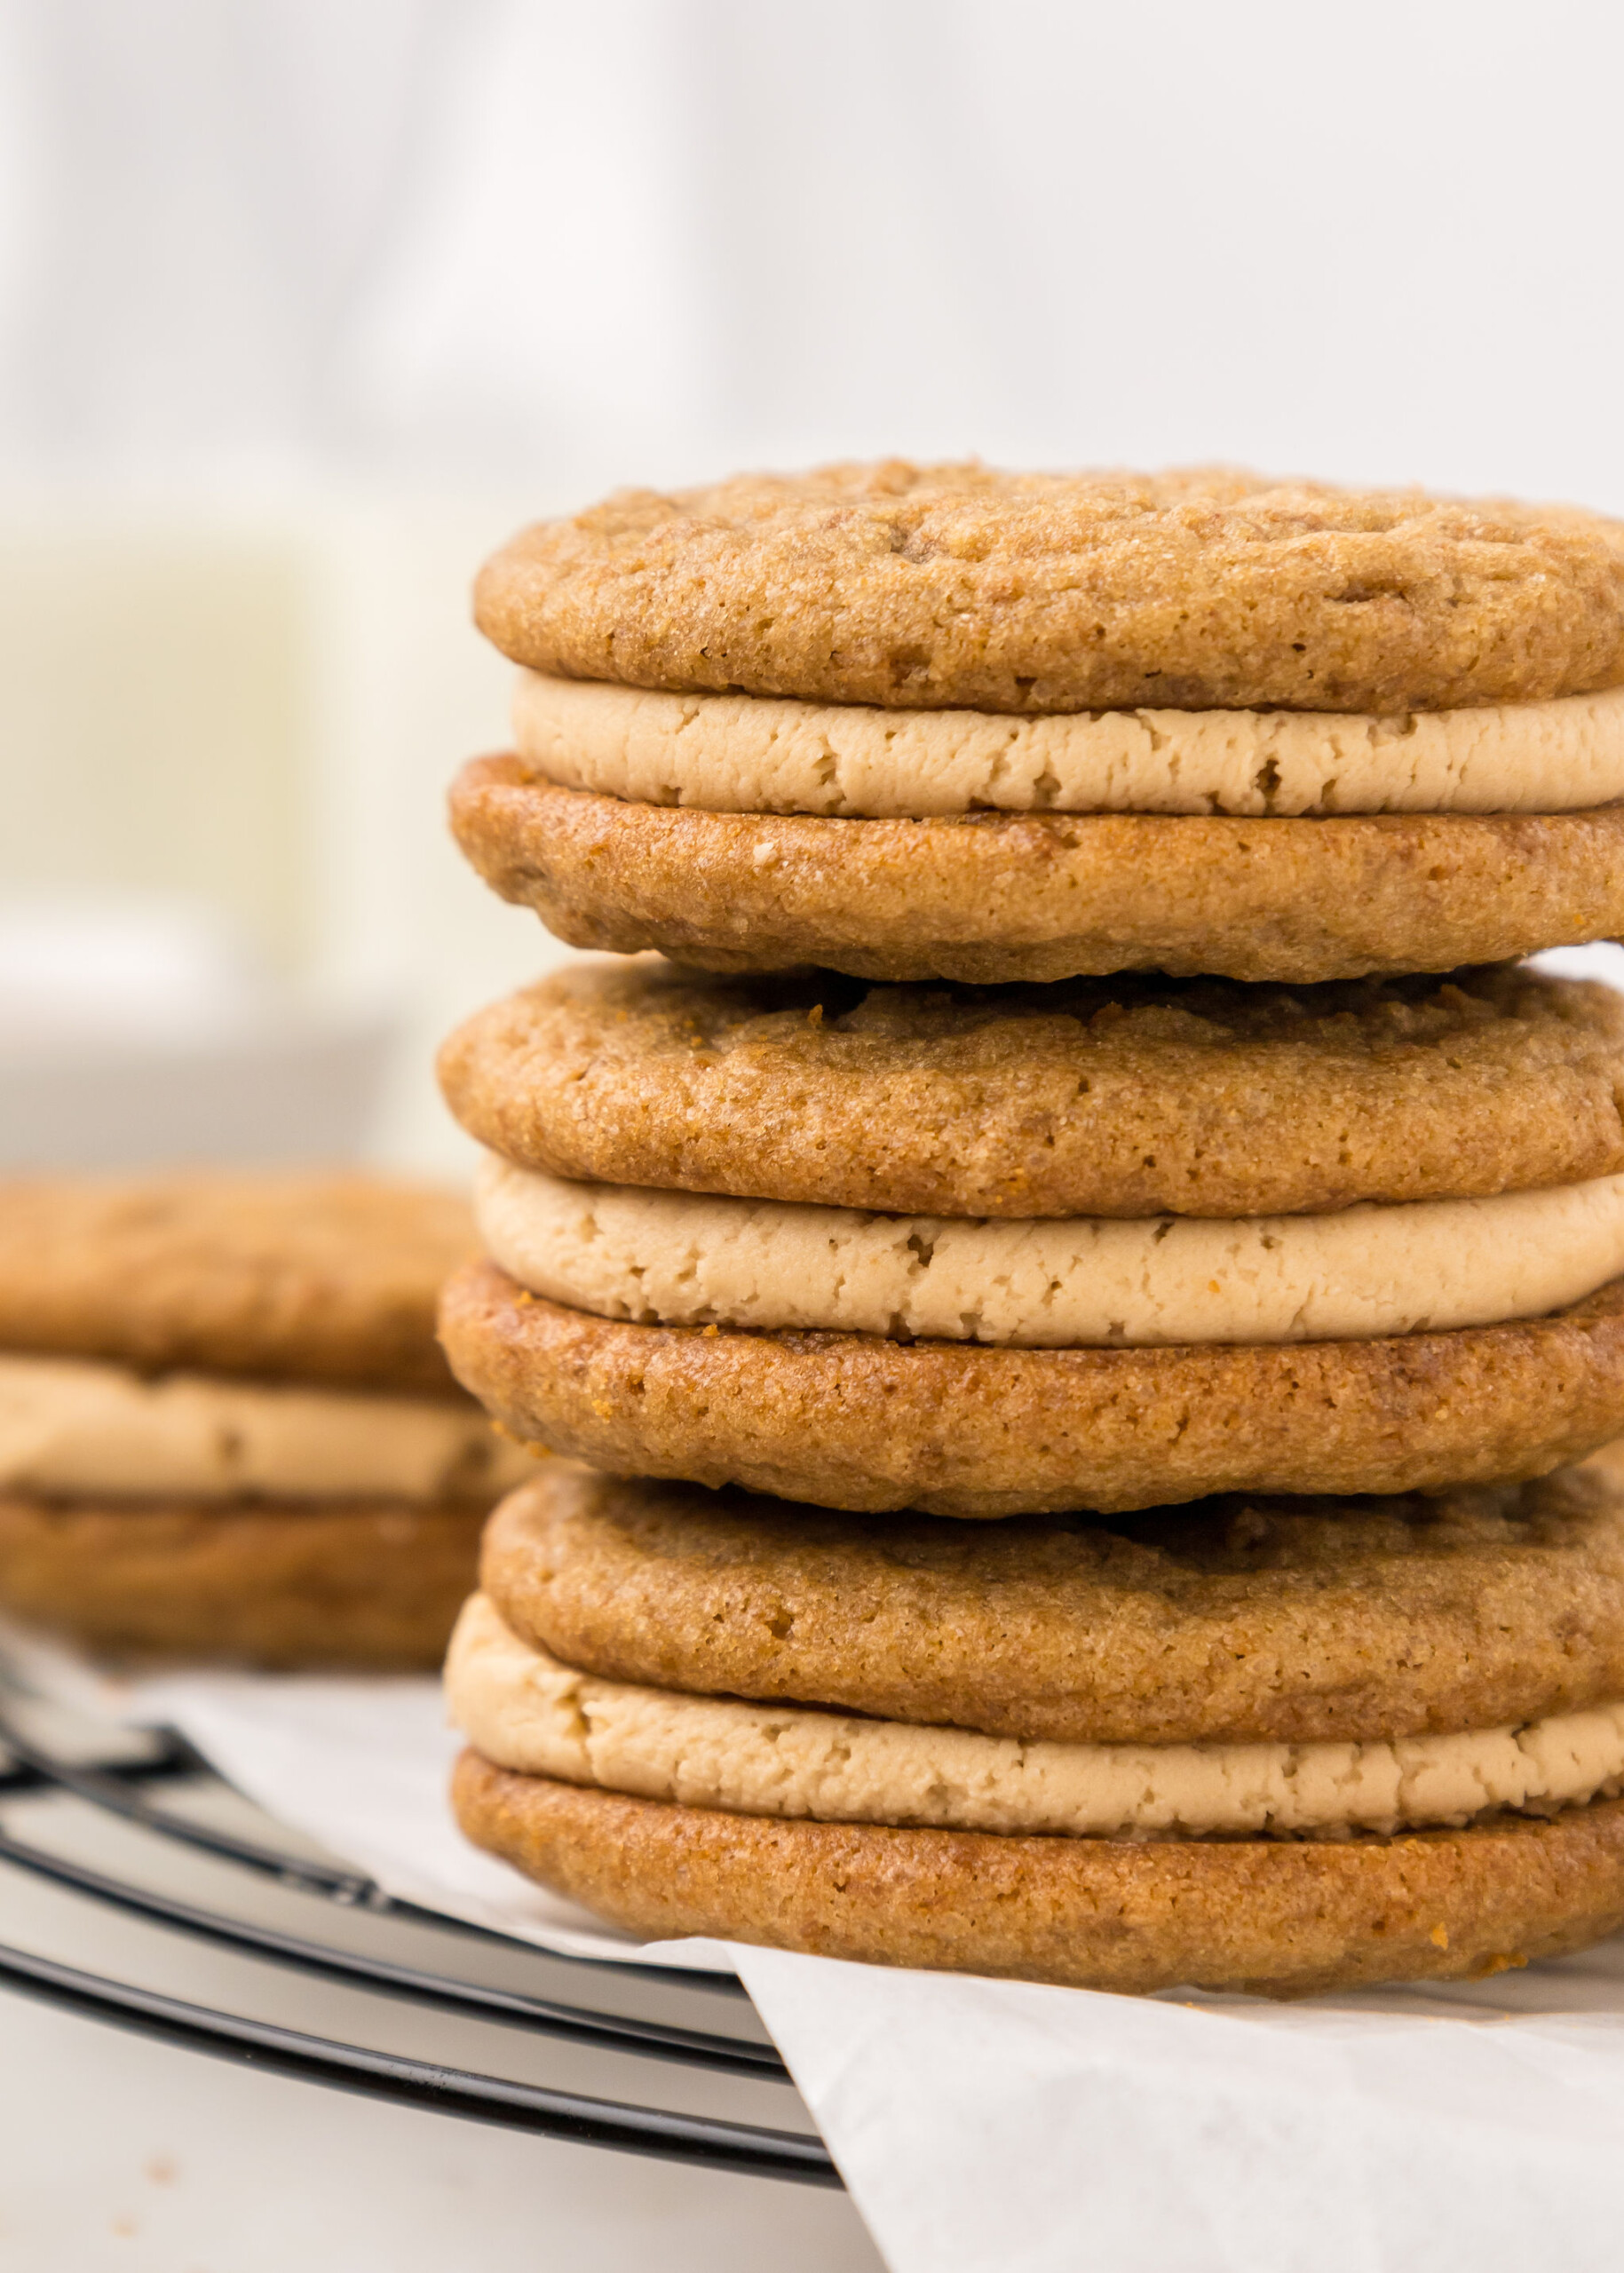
[
  {"xmin": 474, "ymin": 462, "xmax": 1624, "ymax": 715},
  {"xmin": 482, "ymin": 1451, "xmax": 1624, "ymax": 1747},
  {"xmin": 440, "ymin": 955, "xmax": 1624, "ymax": 1217},
  {"xmin": 0, "ymin": 1174, "xmax": 479, "ymax": 1394}
]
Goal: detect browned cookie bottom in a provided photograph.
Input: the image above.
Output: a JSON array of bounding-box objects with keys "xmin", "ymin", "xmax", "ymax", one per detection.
[
  {"xmin": 451, "ymin": 759, "xmax": 1624, "ymax": 986},
  {"xmin": 453, "ymin": 1752, "xmax": 1624, "ymax": 1998},
  {"xmin": 440, "ymin": 1262, "xmax": 1624, "ymax": 1517},
  {"xmin": 0, "ymin": 1494, "xmax": 488, "ymax": 1668}
]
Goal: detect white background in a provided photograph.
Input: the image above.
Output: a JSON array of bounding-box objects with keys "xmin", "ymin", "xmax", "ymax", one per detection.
[
  {"xmin": 5, "ymin": 0, "xmax": 1624, "ymax": 506},
  {"xmin": 4, "ymin": 0, "xmax": 1624, "ymax": 1168}
]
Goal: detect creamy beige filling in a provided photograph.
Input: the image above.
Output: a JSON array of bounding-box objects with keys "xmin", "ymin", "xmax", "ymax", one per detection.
[
  {"xmin": 0, "ymin": 1354, "xmax": 540, "ymax": 1501},
  {"xmin": 512, "ymin": 669, "xmax": 1624, "ymax": 818},
  {"xmin": 448, "ymin": 1594, "xmax": 1624, "ymax": 1838},
  {"xmin": 474, "ymin": 1154, "xmax": 1624, "ymax": 1349}
]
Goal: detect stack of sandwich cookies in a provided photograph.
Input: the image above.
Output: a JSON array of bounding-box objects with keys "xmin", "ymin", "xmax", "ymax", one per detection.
[
  {"xmin": 439, "ymin": 461, "xmax": 1624, "ymax": 1992},
  {"xmin": 0, "ymin": 1176, "xmax": 535, "ymax": 1666}
]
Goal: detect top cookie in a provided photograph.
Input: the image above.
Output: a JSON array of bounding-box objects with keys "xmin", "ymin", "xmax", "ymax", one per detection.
[
  {"xmin": 0, "ymin": 1174, "xmax": 479, "ymax": 1394},
  {"xmin": 439, "ymin": 954, "xmax": 1624, "ymax": 1218},
  {"xmin": 481, "ymin": 1451, "xmax": 1624, "ymax": 1746},
  {"xmin": 475, "ymin": 462, "xmax": 1624, "ymax": 715}
]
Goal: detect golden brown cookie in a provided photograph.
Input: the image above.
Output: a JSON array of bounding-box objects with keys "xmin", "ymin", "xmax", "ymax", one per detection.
[
  {"xmin": 474, "ymin": 463, "xmax": 1624, "ymax": 715},
  {"xmin": 0, "ymin": 1174, "xmax": 479, "ymax": 1394},
  {"xmin": 450, "ymin": 760, "xmax": 1624, "ymax": 985},
  {"xmin": 440, "ymin": 955, "xmax": 1624, "ymax": 1218},
  {"xmin": 0, "ymin": 1494, "xmax": 487, "ymax": 1667},
  {"xmin": 480, "ymin": 1450, "xmax": 1624, "ymax": 1746},
  {"xmin": 452, "ymin": 1754, "xmax": 1624, "ymax": 1998},
  {"xmin": 439, "ymin": 1262, "xmax": 1624, "ymax": 1518}
]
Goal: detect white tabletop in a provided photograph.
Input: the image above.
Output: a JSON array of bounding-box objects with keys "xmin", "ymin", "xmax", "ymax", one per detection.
[{"xmin": 0, "ymin": 1968, "xmax": 883, "ymax": 2272}]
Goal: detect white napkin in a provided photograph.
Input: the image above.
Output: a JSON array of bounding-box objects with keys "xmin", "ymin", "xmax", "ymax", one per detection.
[
  {"xmin": 730, "ymin": 1944, "xmax": 1624, "ymax": 2273},
  {"xmin": 11, "ymin": 1628, "xmax": 1624, "ymax": 2272}
]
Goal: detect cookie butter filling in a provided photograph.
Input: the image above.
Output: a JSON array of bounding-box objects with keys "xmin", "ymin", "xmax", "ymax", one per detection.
[
  {"xmin": 512, "ymin": 671, "xmax": 1624, "ymax": 819},
  {"xmin": 448, "ymin": 1594, "xmax": 1624, "ymax": 1840},
  {"xmin": 474, "ymin": 1153, "xmax": 1624, "ymax": 1349},
  {"xmin": 0, "ymin": 1354, "xmax": 538, "ymax": 1501}
]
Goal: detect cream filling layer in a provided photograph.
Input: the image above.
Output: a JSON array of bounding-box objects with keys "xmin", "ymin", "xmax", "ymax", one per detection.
[
  {"xmin": 512, "ymin": 669, "xmax": 1624, "ymax": 819},
  {"xmin": 474, "ymin": 1154, "xmax": 1624, "ymax": 1349},
  {"xmin": 0, "ymin": 1354, "xmax": 540, "ymax": 1501},
  {"xmin": 448, "ymin": 1594, "xmax": 1624, "ymax": 1838}
]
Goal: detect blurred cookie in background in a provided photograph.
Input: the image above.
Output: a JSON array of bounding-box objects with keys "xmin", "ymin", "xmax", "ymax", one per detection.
[{"xmin": 0, "ymin": 1173, "xmax": 539, "ymax": 1667}]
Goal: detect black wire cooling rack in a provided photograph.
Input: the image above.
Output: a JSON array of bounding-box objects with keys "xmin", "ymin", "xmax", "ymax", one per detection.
[{"xmin": 0, "ymin": 1674, "xmax": 839, "ymax": 2187}]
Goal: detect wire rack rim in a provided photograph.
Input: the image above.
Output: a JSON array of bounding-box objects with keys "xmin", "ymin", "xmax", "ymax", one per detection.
[
  {"xmin": 0, "ymin": 1940, "xmax": 840, "ymax": 2186},
  {"xmin": 0, "ymin": 1685, "xmax": 838, "ymax": 2187}
]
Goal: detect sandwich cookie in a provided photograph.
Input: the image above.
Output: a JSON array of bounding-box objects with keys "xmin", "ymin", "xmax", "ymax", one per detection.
[
  {"xmin": 440, "ymin": 946, "xmax": 1624, "ymax": 1510},
  {"xmin": 0, "ymin": 1176, "xmax": 536, "ymax": 1666},
  {"xmin": 445, "ymin": 1452, "xmax": 1624, "ymax": 1994},
  {"xmin": 463, "ymin": 463, "xmax": 1624, "ymax": 984}
]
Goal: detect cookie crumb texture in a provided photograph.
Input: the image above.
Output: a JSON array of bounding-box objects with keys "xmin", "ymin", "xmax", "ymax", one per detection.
[
  {"xmin": 0, "ymin": 1174, "xmax": 479, "ymax": 1394},
  {"xmin": 451, "ymin": 762, "xmax": 1624, "ymax": 986},
  {"xmin": 439, "ymin": 1262, "xmax": 1624, "ymax": 1517},
  {"xmin": 480, "ymin": 1451, "xmax": 1624, "ymax": 1746},
  {"xmin": 474, "ymin": 463, "xmax": 1624, "ymax": 716},
  {"xmin": 0, "ymin": 1495, "xmax": 486, "ymax": 1667},
  {"xmin": 452, "ymin": 1754, "xmax": 1624, "ymax": 1997},
  {"xmin": 441, "ymin": 957, "xmax": 1624, "ymax": 1219}
]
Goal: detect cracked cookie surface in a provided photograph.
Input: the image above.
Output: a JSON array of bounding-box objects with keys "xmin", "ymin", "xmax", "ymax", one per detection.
[
  {"xmin": 479, "ymin": 1451, "xmax": 1624, "ymax": 1746},
  {"xmin": 441, "ymin": 956, "xmax": 1624, "ymax": 1217},
  {"xmin": 476, "ymin": 462, "xmax": 1624, "ymax": 715}
]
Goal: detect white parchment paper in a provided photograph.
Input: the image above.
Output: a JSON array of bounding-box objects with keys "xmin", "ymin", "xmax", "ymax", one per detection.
[{"xmin": 10, "ymin": 1627, "xmax": 1624, "ymax": 2273}]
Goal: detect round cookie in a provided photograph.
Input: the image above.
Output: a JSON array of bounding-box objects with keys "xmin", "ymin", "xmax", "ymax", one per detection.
[
  {"xmin": 0, "ymin": 1495, "xmax": 487, "ymax": 1667},
  {"xmin": 451, "ymin": 761, "xmax": 1624, "ymax": 986},
  {"xmin": 440, "ymin": 957, "xmax": 1624, "ymax": 1219},
  {"xmin": 474, "ymin": 463, "xmax": 1624, "ymax": 715},
  {"xmin": 452, "ymin": 1754, "xmax": 1624, "ymax": 1999},
  {"xmin": 0, "ymin": 1173, "xmax": 480, "ymax": 1395},
  {"xmin": 438, "ymin": 1261, "xmax": 1624, "ymax": 1518},
  {"xmin": 480, "ymin": 1451, "xmax": 1624, "ymax": 1746}
]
